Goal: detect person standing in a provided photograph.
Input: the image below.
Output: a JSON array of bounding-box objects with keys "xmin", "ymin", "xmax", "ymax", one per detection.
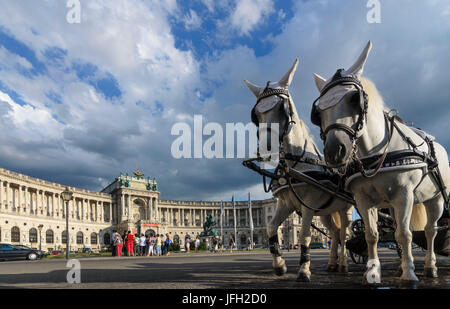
[
  {"xmin": 186, "ymin": 236, "xmax": 191, "ymax": 253},
  {"xmin": 229, "ymin": 234, "xmax": 234, "ymax": 253},
  {"xmin": 114, "ymin": 234, "xmax": 123, "ymax": 257},
  {"xmin": 195, "ymin": 236, "xmax": 200, "ymax": 253},
  {"xmin": 111, "ymin": 230, "xmax": 119, "ymax": 256},
  {"xmin": 133, "ymin": 233, "xmax": 139, "ymax": 256},
  {"xmin": 212, "ymin": 236, "xmax": 217, "ymax": 253},
  {"xmin": 147, "ymin": 234, "xmax": 155, "ymax": 256},
  {"xmin": 165, "ymin": 234, "xmax": 172, "ymax": 256},
  {"xmin": 218, "ymin": 236, "xmax": 223, "ymax": 253},
  {"xmin": 139, "ymin": 234, "xmax": 146, "ymax": 256},
  {"xmin": 126, "ymin": 231, "xmax": 134, "ymax": 257},
  {"xmin": 155, "ymin": 234, "xmax": 162, "ymax": 256},
  {"xmin": 247, "ymin": 237, "xmax": 252, "ymax": 251}
]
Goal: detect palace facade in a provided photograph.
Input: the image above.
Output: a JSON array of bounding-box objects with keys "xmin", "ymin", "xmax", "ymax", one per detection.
[{"xmin": 0, "ymin": 167, "xmax": 326, "ymax": 252}]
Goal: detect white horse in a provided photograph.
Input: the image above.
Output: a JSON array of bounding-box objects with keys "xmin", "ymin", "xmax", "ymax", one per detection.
[
  {"xmin": 244, "ymin": 59, "xmax": 354, "ymax": 281},
  {"xmin": 312, "ymin": 41, "xmax": 449, "ymax": 283}
]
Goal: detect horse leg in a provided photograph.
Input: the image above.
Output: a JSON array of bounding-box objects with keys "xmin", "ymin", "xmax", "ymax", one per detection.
[
  {"xmin": 267, "ymin": 199, "xmax": 294, "ymax": 276},
  {"xmin": 358, "ymin": 206, "xmax": 381, "ymax": 284},
  {"xmin": 320, "ymin": 215, "xmax": 339, "ymax": 271},
  {"xmin": 296, "ymin": 208, "xmax": 313, "ymax": 282},
  {"xmin": 338, "ymin": 206, "xmax": 353, "ymax": 273},
  {"xmin": 423, "ymin": 195, "xmax": 444, "ymax": 278},
  {"xmin": 393, "ymin": 195, "xmax": 418, "ymax": 282}
]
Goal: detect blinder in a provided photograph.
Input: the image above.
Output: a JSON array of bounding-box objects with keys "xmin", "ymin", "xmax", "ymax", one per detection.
[
  {"xmin": 310, "ymin": 69, "xmax": 368, "ymax": 141},
  {"xmin": 251, "ymin": 85, "xmax": 293, "ymax": 136}
]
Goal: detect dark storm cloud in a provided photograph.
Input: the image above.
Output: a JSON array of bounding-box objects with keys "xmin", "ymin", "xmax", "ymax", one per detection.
[{"xmin": 0, "ymin": 0, "xmax": 448, "ymax": 201}]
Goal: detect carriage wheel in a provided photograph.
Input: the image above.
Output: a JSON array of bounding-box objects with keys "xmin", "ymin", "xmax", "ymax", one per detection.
[
  {"xmin": 351, "ymin": 219, "xmax": 365, "ymax": 236},
  {"xmin": 349, "ymin": 251, "xmax": 368, "ymax": 265}
]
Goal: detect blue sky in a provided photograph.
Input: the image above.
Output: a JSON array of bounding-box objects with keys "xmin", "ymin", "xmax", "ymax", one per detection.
[{"xmin": 0, "ymin": 0, "xmax": 449, "ymax": 202}]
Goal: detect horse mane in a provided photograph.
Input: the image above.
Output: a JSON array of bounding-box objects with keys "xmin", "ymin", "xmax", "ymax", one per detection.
[
  {"xmin": 360, "ymin": 77, "xmax": 388, "ymax": 113},
  {"xmin": 288, "ymin": 97, "xmax": 317, "ymax": 144}
]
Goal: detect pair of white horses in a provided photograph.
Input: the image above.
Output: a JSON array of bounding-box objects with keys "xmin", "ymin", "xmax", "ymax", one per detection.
[{"xmin": 244, "ymin": 41, "xmax": 449, "ymax": 284}]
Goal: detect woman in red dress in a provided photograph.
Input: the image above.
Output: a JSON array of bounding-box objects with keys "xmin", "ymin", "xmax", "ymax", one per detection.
[
  {"xmin": 115, "ymin": 235, "xmax": 123, "ymax": 257},
  {"xmin": 126, "ymin": 231, "xmax": 134, "ymax": 256}
]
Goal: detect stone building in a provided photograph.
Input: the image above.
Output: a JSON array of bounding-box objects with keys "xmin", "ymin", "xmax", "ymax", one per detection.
[{"xmin": 0, "ymin": 167, "xmax": 327, "ymax": 252}]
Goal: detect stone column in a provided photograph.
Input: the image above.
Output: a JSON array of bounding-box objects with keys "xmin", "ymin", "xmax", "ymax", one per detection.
[
  {"xmin": 41, "ymin": 190, "xmax": 45, "ymax": 216},
  {"xmin": 17, "ymin": 185, "xmax": 22, "ymax": 213},
  {"xmin": 0, "ymin": 180, "xmax": 2, "ymax": 211},
  {"xmin": 24, "ymin": 187, "xmax": 29, "ymax": 214},
  {"xmin": 121, "ymin": 194, "xmax": 125, "ymax": 218},
  {"xmin": 52, "ymin": 193, "xmax": 56, "ymax": 218},
  {"xmin": 6, "ymin": 182, "xmax": 10, "ymax": 211},
  {"xmin": 127, "ymin": 195, "xmax": 131, "ymax": 219}
]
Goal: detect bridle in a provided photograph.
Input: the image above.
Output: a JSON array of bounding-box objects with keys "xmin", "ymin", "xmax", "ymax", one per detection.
[
  {"xmin": 311, "ymin": 69, "xmax": 395, "ymax": 178},
  {"xmin": 311, "ymin": 69, "xmax": 368, "ymax": 143},
  {"xmin": 251, "ymin": 82, "xmax": 295, "ymax": 145}
]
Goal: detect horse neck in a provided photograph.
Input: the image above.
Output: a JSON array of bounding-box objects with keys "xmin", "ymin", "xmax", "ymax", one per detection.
[
  {"xmin": 356, "ymin": 101, "xmax": 389, "ymax": 157},
  {"xmin": 282, "ymin": 99, "xmax": 320, "ymax": 162}
]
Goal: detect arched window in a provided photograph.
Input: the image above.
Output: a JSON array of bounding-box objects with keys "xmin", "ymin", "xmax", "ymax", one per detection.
[
  {"xmin": 29, "ymin": 228, "xmax": 38, "ymax": 243},
  {"xmin": 11, "ymin": 226, "xmax": 20, "ymax": 243},
  {"xmin": 103, "ymin": 233, "xmax": 111, "ymax": 245},
  {"xmin": 46, "ymin": 230, "xmax": 54, "ymax": 244},
  {"xmin": 62, "ymin": 231, "xmax": 67, "ymax": 244},
  {"xmin": 77, "ymin": 232, "xmax": 83, "ymax": 244},
  {"xmin": 90, "ymin": 232, "xmax": 98, "ymax": 245},
  {"xmin": 173, "ymin": 234, "xmax": 180, "ymax": 245},
  {"xmin": 145, "ymin": 229, "xmax": 156, "ymax": 237}
]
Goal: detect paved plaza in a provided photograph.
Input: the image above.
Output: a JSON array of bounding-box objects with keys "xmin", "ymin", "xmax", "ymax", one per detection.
[{"xmin": 0, "ymin": 248, "xmax": 448, "ymax": 289}]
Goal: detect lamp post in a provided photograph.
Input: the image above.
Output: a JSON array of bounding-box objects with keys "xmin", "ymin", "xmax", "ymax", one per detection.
[
  {"xmin": 38, "ymin": 224, "xmax": 43, "ymax": 251},
  {"xmin": 61, "ymin": 187, "xmax": 73, "ymax": 260}
]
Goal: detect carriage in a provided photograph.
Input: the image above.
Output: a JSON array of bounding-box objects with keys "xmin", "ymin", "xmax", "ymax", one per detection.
[
  {"xmin": 346, "ymin": 209, "xmax": 449, "ymax": 264},
  {"xmin": 244, "ymin": 155, "xmax": 450, "ymax": 265}
]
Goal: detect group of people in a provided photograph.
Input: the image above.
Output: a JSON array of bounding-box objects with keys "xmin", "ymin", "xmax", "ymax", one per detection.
[
  {"xmin": 110, "ymin": 231, "xmax": 244, "ymax": 256},
  {"xmin": 111, "ymin": 230, "xmax": 173, "ymax": 257}
]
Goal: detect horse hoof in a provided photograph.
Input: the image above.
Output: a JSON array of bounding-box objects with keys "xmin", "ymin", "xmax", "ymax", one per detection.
[
  {"xmin": 424, "ymin": 268, "xmax": 438, "ymax": 278},
  {"xmin": 274, "ymin": 265, "xmax": 287, "ymax": 276},
  {"xmin": 338, "ymin": 265, "xmax": 349, "ymax": 273},
  {"xmin": 296, "ymin": 272, "xmax": 311, "ymax": 282},
  {"xmin": 326, "ymin": 264, "xmax": 337, "ymax": 272}
]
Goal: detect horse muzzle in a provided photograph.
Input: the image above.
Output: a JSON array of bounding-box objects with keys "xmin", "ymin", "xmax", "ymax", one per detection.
[{"xmin": 324, "ymin": 132, "xmax": 352, "ymax": 168}]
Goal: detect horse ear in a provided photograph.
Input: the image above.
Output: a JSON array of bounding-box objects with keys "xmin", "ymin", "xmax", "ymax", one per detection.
[
  {"xmin": 278, "ymin": 59, "xmax": 299, "ymax": 88},
  {"xmin": 345, "ymin": 41, "xmax": 372, "ymax": 78},
  {"xmin": 244, "ymin": 80, "xmax": 262, "ymax": 97},
  {"xmin": 313, "ymin": 73, "xmax": 327, "ymax": 92}
]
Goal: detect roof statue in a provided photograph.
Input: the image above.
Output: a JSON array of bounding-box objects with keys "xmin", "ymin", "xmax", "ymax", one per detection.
[{"xmin": 133, "ymin": 168, "xmax": 144, "ymax": 178}]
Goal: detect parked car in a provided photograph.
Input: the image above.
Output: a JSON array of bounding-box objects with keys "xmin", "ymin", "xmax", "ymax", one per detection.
[
  {"xmin": 310, "ymin": 243, "xmax": 326, "ymax": 249},
  {"xmin": 51, "ymin": 251, "xmax": 63, "ymax": 255},
  {"xmin": 0, "ymin": 243, "xmax": 45, "ymax": 261},
  {"xmin": 82, "ymin": 248, "xmax": 92, "ymax": 254}
]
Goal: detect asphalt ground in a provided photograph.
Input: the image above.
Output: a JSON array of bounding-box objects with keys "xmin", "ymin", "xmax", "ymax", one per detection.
[{"xmin": 0, "ymin": 248, "xmax": 448, "ymax": 289}]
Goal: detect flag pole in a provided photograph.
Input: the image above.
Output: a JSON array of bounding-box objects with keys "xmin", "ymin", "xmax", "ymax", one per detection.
[
  {"xmin": 220, "ymin": 200, "xmax": 224, "ymax": 239},
  {"xmin": 232, "ymin": 194, "xmax": 237, "ymax": 248},
  {"xmin": 248, "ymin": 192, "xmax": 254, "ymax": 250}
]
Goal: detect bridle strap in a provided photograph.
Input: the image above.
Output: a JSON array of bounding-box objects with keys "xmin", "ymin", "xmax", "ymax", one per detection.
[{"xmin": 321, "ymin": 123, "xmax": 357, "ymax": 140}]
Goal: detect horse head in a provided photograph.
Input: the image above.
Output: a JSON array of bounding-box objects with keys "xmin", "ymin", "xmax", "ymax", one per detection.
[
  {"xmin": 244, "ymin": 59, "xmax": 298, "ymax": 153},
  {"xmin": 311, "ymin": 41, "xmax": 372, "ymax": 168}
]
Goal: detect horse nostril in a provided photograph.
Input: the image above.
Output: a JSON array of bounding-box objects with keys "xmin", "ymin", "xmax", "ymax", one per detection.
[{"xmin": 335, "ymin": 144, "xmax": 346, "ymax": 162}]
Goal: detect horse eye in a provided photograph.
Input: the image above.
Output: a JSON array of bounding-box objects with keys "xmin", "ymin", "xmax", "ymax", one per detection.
[{"xmin": 349, "ymin": 93, "xmax": 359, "ymax": 105}]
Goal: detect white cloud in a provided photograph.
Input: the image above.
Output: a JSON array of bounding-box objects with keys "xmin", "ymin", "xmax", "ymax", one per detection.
[
  {"xmin": 184, "ymin": 9, "xmax": 202, "ymax": 30},
  {"xmin": 229, "ymin": 0, "xmax": 275, "ymax": 36}
]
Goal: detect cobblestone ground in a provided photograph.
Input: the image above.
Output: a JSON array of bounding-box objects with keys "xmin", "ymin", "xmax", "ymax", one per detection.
[{"xmin": 0, "ymin": 248, "xmax": 448, "ymax": 289}]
